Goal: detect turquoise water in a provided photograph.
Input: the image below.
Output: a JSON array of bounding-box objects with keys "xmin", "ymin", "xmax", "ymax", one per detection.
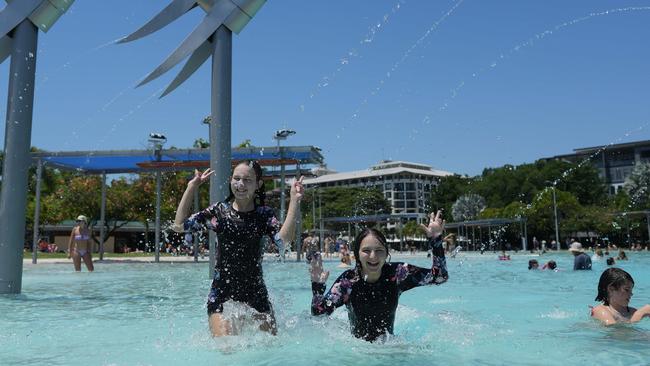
[{"xmin": 2, "ymin": 252, "xmax": 650, "ymax": 366}]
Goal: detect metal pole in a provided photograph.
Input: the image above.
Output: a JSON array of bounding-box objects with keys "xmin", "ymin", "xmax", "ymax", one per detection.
[
  {"xmin": 646, "ymin": 213, "xmax": 650, "ymax": 245},
  {"xmin": 523, "ymin": 219, "xmax": 528, "ymax": 251},
  {"xmin": 155, "ymin": 171, "xmax": 162, "ymax": 263},
  {"xmin": 99, "ymin": 172, "xmax": 107, "ymax": 260},
  {"xmin": 31, "ymin": 160, "xmax": 43, "ymax": 264},
  {"xmin": 209, "ymin": 25, "xmax": 232, "ymax": 278},
  {"xmin": 0, "ymin": 20, "xmax": 38, "ymax": 294},
  {"xmin": 293, "ymin": 163, "xmax": 301, "ymax": 262},
  {"xmin": 193, "ymin": 188, "xmax": 199, "ymax": 263},
  {"xmin": 279, "ymin": 140, "xmax": 286, "ymax": 223},
  {"xmin": 552, "ymin": 186, "xmax": 560, "ymax": 250},
  {"xmin": 319, "ymin": 189, "xmax": 323, "ymax": 252}
]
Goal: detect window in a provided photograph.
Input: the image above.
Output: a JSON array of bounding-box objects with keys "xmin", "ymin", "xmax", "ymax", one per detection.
[
  {"xmin": 395, "ymin": 192, "xmax": 404, "ymax": 200},
  {"xmin": 406, "ymin": 192, "xmax": 416, "ymax": 199},
  {"xmin": 385, "ymin": 192, "xmax": 392, "ymax": 199},
  {"xmin": 385, "ymin": 182, "xmax": 392, "ymax": 190},
  {"xmin": 406, "ymin": 201, "xmax": 416, "ymax": 208},
  {"xmin": 394, "ymin": 183, "xmax": 405, "ymax": 191},
  {"xmin": 394, "ymin": 201, "xmax": 405, "ymax": 208},
  {"xmin": 406, "ymin": 183, "xmax": 416, "ymax": 191}
]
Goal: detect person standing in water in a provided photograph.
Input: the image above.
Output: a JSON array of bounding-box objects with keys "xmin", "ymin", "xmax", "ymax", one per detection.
[
  {"xmin": 173, "ymin": 161, "xmax": 304, "ymax": 336},
  {"xmin": 309, "ymin": 211, "xmax": 448, "ymax": 342},
  {"xmin": 67, "ymin": 215, "xmax": 94, "ymax": 272},
  {"xmin": 591, "ymin": 268, "xmax": 650, "ymax": 325}
]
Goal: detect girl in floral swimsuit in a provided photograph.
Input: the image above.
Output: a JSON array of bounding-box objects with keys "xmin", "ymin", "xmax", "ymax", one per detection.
[
  {"xmin": 173, "ymin": 161, "xmax": 304, "ymax": 336},
  {"xmin": 309, "ymin": 211, "xmax": 448, "ymax": 342}
]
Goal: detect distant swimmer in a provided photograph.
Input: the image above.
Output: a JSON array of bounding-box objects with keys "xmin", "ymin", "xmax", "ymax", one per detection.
[
  {"xmin": 309, "ymin": 211, "xmax": 448, "ymax": 342},
  {"xmin": 173, "ymin": 161, "xmax": 304, "ymax": 337}
]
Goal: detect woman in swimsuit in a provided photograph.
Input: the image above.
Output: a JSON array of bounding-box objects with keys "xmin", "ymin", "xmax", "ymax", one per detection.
[
  {"xmin": 173, "ymin": 161, "xmax": 304, "ymax": 337},
  {"xmin": 591, "ymin": 267, "xmax": 650, "ymax": 325},
  {"xmin": 67, "ymin": 215, "xmax": 94, "ymax": 272},
  {"xmin": 309, "ymin": 211, "xmax": 448, "ymax": 342}
]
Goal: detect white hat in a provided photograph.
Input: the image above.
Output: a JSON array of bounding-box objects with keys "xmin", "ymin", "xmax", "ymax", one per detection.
[
  {"xmin": 568, "ymin": 242, "xmax": 584, "ymax": 253},
  {"xmin": 76, "ymin": 215, "xmax": 88, "ymax": 223}
]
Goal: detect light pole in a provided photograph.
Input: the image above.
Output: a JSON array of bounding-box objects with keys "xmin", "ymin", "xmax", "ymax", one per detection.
[
  {"xmin": 549, "ymin": 182, "xmax": 560, "ymax": 251},
  {"xmin": 149, "ymin": 133, "xmax": 167, "ymax": 262},
  {"xmin": 273, "ymin": 129, "xmax": 296, "ymax": 223}
]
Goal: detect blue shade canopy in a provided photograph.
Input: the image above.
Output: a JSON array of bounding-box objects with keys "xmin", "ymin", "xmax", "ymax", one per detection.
[{"xmin": 32, "ymin": 146, "xmax": 324, "ymax": 174}]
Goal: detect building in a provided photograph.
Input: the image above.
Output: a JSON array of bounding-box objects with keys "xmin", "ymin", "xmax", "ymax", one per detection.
[
  {"xmin": 303, "ymin": 160, "xmax": 454, "ymax": 216},
  {"xmin": 544, "ymin": 140, "xmax": 650, "ymax": 194}
]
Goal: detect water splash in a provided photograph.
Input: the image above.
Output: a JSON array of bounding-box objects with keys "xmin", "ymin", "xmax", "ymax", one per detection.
[
  {"xmin": 421, "ymin": 6, "xmax": 650, "ymax": 124},
  {"xmin": 330, "ymin": 0, "xmax": 464, "ymax": 148}
]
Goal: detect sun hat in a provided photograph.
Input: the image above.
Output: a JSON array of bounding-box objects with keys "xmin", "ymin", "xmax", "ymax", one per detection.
[
  {"xmin": 76, "ymin": 215, "xmax": 88, "ymax": 223},
  {"xmin": 568, "ymin": 241, "xmax": 584, "ymax": 253}
]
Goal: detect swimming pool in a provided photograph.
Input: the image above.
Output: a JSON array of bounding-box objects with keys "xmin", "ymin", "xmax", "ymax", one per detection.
[{"xmin": 2, "ymin": 251, "xmax": 649, "ymax": 365}]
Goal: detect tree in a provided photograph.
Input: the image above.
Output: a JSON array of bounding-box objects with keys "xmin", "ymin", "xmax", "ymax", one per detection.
[
  {"xmin": 624, "ymin": 162, "xmax": 650, "ymax": 210},
  {"xmin": 451, "ymin": 194, "xmax": 486, "ymax": 222}
]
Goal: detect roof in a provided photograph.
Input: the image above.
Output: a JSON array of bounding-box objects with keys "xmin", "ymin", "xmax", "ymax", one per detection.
[
  {"xmin": 303, "ymin": 162, "xmax": 454, "ymax": 185},
  {"xmin": 31, "ymin": 146, "xmax": 324, "ymax": 174},
  {"xmin": 573, "ymin": 139, "xmax": 650, "ymax": 154}
]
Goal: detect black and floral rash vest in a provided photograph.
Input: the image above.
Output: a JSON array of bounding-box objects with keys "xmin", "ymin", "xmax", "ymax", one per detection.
[
  {"xmin": 311, "ymin": 236, "xmax": 448, "ymax": 341},
  {"xmin": 184, "ymin": 201, "xmax": 282, "ymax": 314}
]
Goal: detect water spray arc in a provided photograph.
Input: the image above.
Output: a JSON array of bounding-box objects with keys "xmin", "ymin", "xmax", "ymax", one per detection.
[
  {"xmin": 0, "ymin": 0, "xmax": 75, "ymax": 295},
  {"xmin": 119, "ymin": 0, "xmax": 266, "ymax": 275}
]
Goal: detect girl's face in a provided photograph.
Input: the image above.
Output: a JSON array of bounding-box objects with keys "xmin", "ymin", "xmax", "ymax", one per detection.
[
  {"xmin": 608, "ymin": 280, "xmax": 634, "ymax": 307},
  {"xmin": 358, "ymin": 235, "xmax": 388, "ymax": 277},
  {"xmin": 230, "ymin": 164, "xmax": 260, "ymax": 202}
]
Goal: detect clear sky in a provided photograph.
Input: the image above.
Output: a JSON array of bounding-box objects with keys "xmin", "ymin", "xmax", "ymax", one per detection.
[{"xmin": 1, "ymin": 0, "xmax": 650, "ymax": 176}]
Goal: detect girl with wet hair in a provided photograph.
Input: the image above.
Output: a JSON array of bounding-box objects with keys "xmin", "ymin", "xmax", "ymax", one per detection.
[
  {"xmin": 309, "ymin": 211, "xmax": 448, "ymax": 342},
  {"xmin": 173, "ymin": 161, "xmax": 304, "ymax": 336},
  {"xmin": 591, "ymin": 268, "xmax": 650, "ymax": 325}
]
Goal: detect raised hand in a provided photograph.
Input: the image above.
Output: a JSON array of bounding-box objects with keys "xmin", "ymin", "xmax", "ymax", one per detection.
[
  {"xmin": 291, "ymin": 176, "xmax": 305, "ymax": 202},
  {"xmin": 420, "ymin": 210, "xmax": 445, "ymax": 238},
  {"xmin": 309, "ymin": 252, "xmax": 329, "ymax": 283},
  {"xmin": 189, "ymin": 168, "xmax": 214, "ymax": 188}
]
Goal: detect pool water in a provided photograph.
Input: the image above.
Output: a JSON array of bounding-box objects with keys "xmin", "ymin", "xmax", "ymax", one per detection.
[{"xmin": 1, "ymin": 252, "xmax": 649, "ymax": 365}]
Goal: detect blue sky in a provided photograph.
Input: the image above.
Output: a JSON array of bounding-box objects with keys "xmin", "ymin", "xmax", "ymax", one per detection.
[{"xmin": 1, "ymin": 0, "xmax": 650, "ymax": 176}]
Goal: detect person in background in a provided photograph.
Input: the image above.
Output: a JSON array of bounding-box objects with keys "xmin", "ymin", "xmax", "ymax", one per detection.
[
  {"xmin": 528, "ymin": 259, "xmax": 539, "ymax": 270},
  {"xmin": 542, "ymin": 260, "xmax": 557, "ymax": 271},
  {"xmin": 68, "ymin": 215, "xmax": 94, "ymax": 272},
  {"xmin": 569, "ymin": 241, "xmax": 592, "ymax": 270},
  {"xmin": 591, "ymin": 268, "xmax": 650, "ymax": 325},
  {"xmin": 606, "ymin": 257, "xmax": 616, "ymax": 266},
  {"xmin": 617, "ymin": 250, "xmax": 628, "ymax": 261}
]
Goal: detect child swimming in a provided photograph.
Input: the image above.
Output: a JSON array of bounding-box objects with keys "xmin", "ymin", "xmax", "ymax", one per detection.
[
  {"xmin": 308, "ymin": 211, "xmax": 448, "ymax": 342},
  {"xmin": 591, "ymin": 268, "xmax": 650, "ymax": 325}
]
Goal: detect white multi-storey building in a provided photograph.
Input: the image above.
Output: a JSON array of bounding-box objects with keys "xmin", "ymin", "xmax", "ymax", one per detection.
[{"xmin": 303, "ymin": 160, "xmax": 454, "ymax": 215}]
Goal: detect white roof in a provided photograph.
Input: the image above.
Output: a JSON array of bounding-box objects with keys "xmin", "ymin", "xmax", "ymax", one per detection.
[{"xmin": 304, "ymin": 162, "xmax": 454, "ymax": 185}]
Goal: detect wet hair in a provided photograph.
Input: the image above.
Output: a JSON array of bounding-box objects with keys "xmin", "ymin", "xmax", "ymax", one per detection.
[
  {"xmin": 595, "ymin": 268, "xmax": 634, "ymax": 305},
  {"xmin": 528, "ymin": 259, "xmax": 539, "ymax": 270},
  {"xmin": 606, "ymin": 257, "xmax": 615, "ymax": 266},
  {"xmin": 352, "ymin": 228, "xmax": 390, "ymax": 269},
  {"xmin": 224, "ymin": 160, "xmax": 266, "ymax": 206},
  {"xmin": 546, "ymin": 260, "xmax": 557, "ymax": 270}
]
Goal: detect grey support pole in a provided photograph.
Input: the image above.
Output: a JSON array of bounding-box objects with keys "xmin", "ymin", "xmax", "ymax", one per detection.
[
  {"xmin": 0, "ymin": 20, "xmax": 38, "ymax": 294},
  {"xmin": 155, "ymin": 171, "xmax": 162, "ymax": 263},
  {"xmin": 294, "ymin": 163, "xmax": 301, "ymax": 262},
  {"xmin": 646, "ymin": 213, "xmax": 650, "ymax": 244},
  {"xmin": 194, "ymin": 188, "xmax": 199, "ymax": 263},
  {"xmin": 209, "ymin": 25, "xmax": 232, "ymax": 278},
  {"xmin": 319, "ymin": 189, "xmax": 323, "ymax": 252},
  {"xmin": 552, "ymin": 186, "xmax": 560, "ymax": 251},
  {"xmin": 99, "ymin": 172, "xmax": 107, "ymax": 260},
  {"xmin": 31, "ymin": 159, "xmax": 43, "ymax": 264},
  {"xmin": 279, "ymin": 146, "xmax": 286, "ymax": 223}
]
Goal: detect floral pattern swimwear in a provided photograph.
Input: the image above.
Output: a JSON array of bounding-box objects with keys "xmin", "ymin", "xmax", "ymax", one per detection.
[
  {"xmin": 311, "ymin": 236, "xmax": 448, "ymax": 341},
  {"xmin": 184, "ymin": 202, "xmax": 281, "ymax": 315}
]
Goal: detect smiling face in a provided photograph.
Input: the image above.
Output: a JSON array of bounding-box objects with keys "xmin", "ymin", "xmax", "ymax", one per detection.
[
  {"xmin": 358, "ymin": 234, "xmax": 388, "ymax": 281},
  {"xmin": 230, "ymin": 163, "xmax": 261, "ymax": 204},
  {"xmin": 608, "ymin": 280, "xmax": 634, "ymax": 308}
]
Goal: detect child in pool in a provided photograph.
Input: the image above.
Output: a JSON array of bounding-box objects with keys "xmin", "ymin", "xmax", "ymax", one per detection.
[
  {"xmin": 173, "ymin": 161, "xmax": 304, "ymax": 336},
  {"xmin": 309, "ymin": 211, "xmax": 448, "ymax": 342},
  {"xmin": 591, "ymin": 268, "xmax": 650, "ymax": 325}
]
